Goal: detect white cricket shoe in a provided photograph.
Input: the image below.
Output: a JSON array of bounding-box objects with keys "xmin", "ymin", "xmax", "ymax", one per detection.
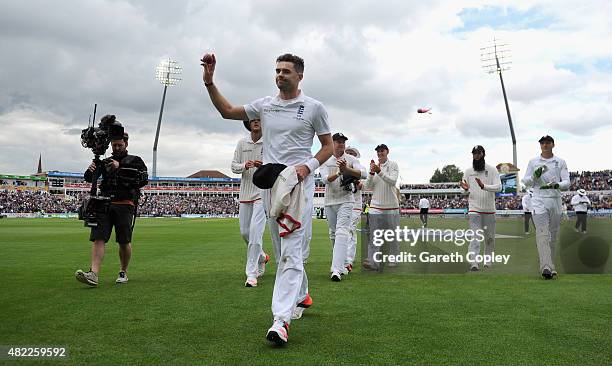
[
  {"xmin": 266, "ymin": 320, "xmax": 289, "ymax": 345},
  {"xmin": 292, "ymin": 307, "xmax": 305, "ymax": 320},
  {"xmin": 257, "ymin": 253, "xmax": 270, "ymax": 278},
  {"xmin": 331, "ymin": 271, "xmax": 342, "ymax": 282}
]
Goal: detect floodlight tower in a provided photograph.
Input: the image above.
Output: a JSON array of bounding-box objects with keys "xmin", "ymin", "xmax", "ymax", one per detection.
[
  {"xmin": 153, "ymin": 58, "xmax": 182, "ymax": 178},
  {"xmin": 481, "ymin": 38, "xmax": 517, "ymax": 167}
]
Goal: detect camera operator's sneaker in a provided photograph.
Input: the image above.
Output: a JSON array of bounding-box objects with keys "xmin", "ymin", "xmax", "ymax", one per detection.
[
  {"xmin": 257, "ymin": 253, "xmax": 270, "ymax": 278},
  {"xmin": 266, "ymin": 320, "xmax": 289, "ymax": 346},
  {"xmin": 115, "ymin": 271, "xmax": 128, "ymax": 284},
  {"xmin": 75, "ymin": 269, "xmax": 98, "ymax": 287}
]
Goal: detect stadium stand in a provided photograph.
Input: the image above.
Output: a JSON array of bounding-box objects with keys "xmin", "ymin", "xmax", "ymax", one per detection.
[{"xmin": 1, "ymin": 170, "xmax": 610, "ymax": 215}]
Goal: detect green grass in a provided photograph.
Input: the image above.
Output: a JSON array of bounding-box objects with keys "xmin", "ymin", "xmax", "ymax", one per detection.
[{"xmin": 1, "ymin": 217, "xmax": 611, "ymax": 365}]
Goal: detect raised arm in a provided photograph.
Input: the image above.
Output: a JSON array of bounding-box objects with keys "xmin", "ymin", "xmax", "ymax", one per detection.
[{"xmin": 201, "ymin": 53, "xmax": 248, "ymax": 121}]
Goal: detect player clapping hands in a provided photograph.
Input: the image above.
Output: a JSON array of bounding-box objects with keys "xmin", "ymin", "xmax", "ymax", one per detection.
[
  {"xmin": 244, "ymin": 160, "xmax": 263, "ymax": 169},
  {"xmin": 370, "ymin": 159, "xmax": 381, "ymax": 174}
]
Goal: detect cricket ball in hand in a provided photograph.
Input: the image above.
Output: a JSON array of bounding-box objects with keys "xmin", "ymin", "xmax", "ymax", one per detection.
[{"xmin": 201, "ymin": 54, "xmax": 213, "ymax": 64}]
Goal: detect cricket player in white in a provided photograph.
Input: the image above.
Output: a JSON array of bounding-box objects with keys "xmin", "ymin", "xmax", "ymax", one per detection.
[
  {"xmin": 363, "ymin": 144, "xmax": 400, "ymax": 270},
  {"xmin": 522, "ymin": 135, "xmax": 570, "ymax": 279},
  {"xmin": 460, "ymin": 145, "xmax": 502, "ymax": 271},
  {"xmin": 231, "ymin": 118, "xmax": 269, "ymax": 288},
  {"xmin": 571, "ymin": 189, "xmax": 590, "ymax": 233},
  {"xmin": 320, "ymin": 134, "xmax": 366, "ymax": 281},
  {"xmin": 522, "ymin": 189, "xmax": 534, "ymax": 234},
  {"xmin": 344, "ymin": 146, "xmax": 365, "ymax": 272},
  {"xmin": 201, "ymin": 52, "xmax": 332, "ymax": 345},
  {"xmin": 418, "ymin": 197, "xmax": 430, "ymax": 228}
]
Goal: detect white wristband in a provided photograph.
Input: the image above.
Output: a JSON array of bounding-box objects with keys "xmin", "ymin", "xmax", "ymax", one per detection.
[{"xmin": 305, "ymin": 158, "xmax": 320, "ymax": 174}]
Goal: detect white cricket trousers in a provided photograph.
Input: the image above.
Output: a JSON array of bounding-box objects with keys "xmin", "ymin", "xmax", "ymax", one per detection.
[
  {"xmin": 325, "ymin": 202, "xmax": 353, "ymax": 273},
  {"xmin": 262, "ymin": 175, "xmax": 314, "ymax": 324},
  {"xmin": 239, "ymin": 200, "xmax": 267, "ymax": 279},
  {"xmin": 532, "ymin": 196, "xmax": 562, "ymax": 272},
  {"xmin": 467, "ymin": 213, "xmax": 496, "ymax": 266},
  {"xmin": 367, "ymin": 208, "xmax": 400, "ymax": 269},
  {"xmin": 346, "ymin": 208, "xmax": 361, "ymax": 266}
]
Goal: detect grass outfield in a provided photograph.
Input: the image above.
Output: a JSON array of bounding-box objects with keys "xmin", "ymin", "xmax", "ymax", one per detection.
[{"xmin": 1, "ymin": 217, "xmax": 611, "ymax": 365}]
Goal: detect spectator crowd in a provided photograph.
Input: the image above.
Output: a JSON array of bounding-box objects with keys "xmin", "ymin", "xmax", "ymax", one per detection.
[
  {"xmin": 2, "ymin": 168, "xmax": 611, "ymax": 215},
  {"xmin": 0, "ymin": 190, "xmax": 239, "ymax": 216},
  {"xmin": 569, "ymin": 170, "xmax": 612, "ymax": 191},
  {"xmin": 0, "ymin": 190, "xmax": 81, "ymax": 213},
  {"xmin": 139, "ymin": 195, "xmax": 238, "ymax": 216}
]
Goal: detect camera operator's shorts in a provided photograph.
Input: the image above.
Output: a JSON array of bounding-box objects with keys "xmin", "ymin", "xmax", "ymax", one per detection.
[
  {"xmin": 90, "ymin": 203, "xmax": 134, "ymax": 245},
  {"xmin": 420, "ymin": 208, "xmax": 429, "ymax": 214}
]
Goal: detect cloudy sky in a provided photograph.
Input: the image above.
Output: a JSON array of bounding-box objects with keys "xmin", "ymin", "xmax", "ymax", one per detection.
[{"xmin": 1, "ymin": 0, "xmax": 610, "ymax": 183}]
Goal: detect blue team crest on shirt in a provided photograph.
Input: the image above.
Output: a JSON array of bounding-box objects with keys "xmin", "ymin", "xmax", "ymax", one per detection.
[{"xmin": 296, "ymin": 105, "xmax": 305, "ymax": 119}]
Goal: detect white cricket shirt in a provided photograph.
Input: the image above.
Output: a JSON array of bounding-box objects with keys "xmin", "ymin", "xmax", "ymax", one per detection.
[{"xmin": 244, "ymin": 92, "xmax": 331, "ymax": 169}]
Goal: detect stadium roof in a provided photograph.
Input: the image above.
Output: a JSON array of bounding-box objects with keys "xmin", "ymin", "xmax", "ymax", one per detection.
[
  {"xmin": 46, "ymin": 170, "xmax": 239, "ymax": 183},
  {"xmin": 187, "ymin": 170, "xmax": 230, "ymax": 179}
]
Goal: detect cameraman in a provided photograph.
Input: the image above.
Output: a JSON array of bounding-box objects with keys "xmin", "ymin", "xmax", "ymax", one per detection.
[{"xmin": 75, "ymin": 132, "xmax": 148, "ymax": 286}]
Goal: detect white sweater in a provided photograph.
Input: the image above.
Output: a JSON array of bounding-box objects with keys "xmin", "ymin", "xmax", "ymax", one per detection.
[
  {"xmin": 320, "ymin": 153, "xmax": 366, "ymax": 206},
  {"xmin": 462, "ymin": 164, "xmax": 502, "ymax": 213},
  {"xmin": 231, "ymin": 135, "xmax": 263, "ymax": 202},
  {"xmin": 365, "ymin": 159, "xmax": 399, "ymax": 210}
]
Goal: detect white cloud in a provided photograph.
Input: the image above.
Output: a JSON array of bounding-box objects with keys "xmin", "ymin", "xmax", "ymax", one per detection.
[{"xmin": 1, "ymin": 0, "xmax": 610, "ymax": 182}]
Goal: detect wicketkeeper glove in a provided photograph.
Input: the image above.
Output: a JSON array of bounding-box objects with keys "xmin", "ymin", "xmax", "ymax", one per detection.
[
  {"xmin": 539, "ymin": 183, "xmax": 559, "ymax": 190},
  {"xmin": 534, "ymin": 166, "xmax": 547, "ymax": 179}
]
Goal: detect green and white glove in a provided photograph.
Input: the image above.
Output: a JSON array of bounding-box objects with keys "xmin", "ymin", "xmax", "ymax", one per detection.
[
  {"xmin": 534, "ymin": 165, "xmax": 547, "ymax": 179},
  {"xmin": 539, "ymin": 182, "xmax": 559, "ymax": 189}
]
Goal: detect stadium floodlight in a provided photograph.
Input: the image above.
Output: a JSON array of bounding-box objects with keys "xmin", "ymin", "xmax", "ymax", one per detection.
[
  {"xmin": 480, "ymin": 38, "xmax": 517, "ymax": 168},
  {"xmin": 153, "ymin": 58, "xmax": 182, "ymax": 178}
]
